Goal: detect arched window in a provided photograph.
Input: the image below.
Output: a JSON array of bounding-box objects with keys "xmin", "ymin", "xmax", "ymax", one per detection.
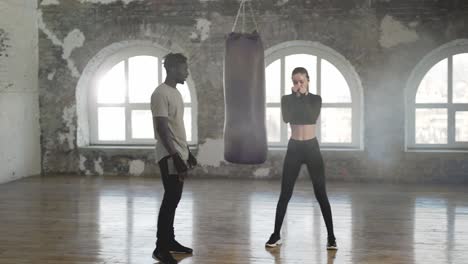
[
  {"xmin": 264, "ymin": 41, "xmax": 363, "ymax": 149},
  {"xmin": 406, "ymin": 40, "xmax": 468, "ymax": 150},
  {"xmin": 77, "ymin": 42, "xmax": 197, "ymax": 146}
]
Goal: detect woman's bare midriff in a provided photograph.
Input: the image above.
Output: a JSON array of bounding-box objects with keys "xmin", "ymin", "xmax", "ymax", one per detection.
[{"xmin": 290, "ymin": 124, "xmax": 316, "ymax": 140}]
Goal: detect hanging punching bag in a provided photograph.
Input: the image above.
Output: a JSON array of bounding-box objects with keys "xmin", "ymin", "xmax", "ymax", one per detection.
[{"xmin": 223, "ymin": 30, "xmax": 267, "ymax": 164}]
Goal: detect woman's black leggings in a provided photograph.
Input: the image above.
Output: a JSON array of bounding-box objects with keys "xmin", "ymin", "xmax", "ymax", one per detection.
[{"xmin": 273, "ymin": 138, "xmax": 335, "ymax": 240}]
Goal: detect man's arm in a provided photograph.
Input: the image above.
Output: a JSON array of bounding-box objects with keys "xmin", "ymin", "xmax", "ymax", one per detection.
[
  {"xmin": 154, "ymin": 116, "xmax": 177, "ymax": 155},
  {"xmin": 187, "ymin": 145, "xmax": 197, "ymax": 168},
  {"xmin": 154, "ymin": 116, "xmax": 188, "ymax": 176}
]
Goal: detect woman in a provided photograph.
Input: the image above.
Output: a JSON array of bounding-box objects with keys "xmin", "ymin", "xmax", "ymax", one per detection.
[{"xmin": 265, "ymin": 67, "xmax": 337, "ymax": 250}]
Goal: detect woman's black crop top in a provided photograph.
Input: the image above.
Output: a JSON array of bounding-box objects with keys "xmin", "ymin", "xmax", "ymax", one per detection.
[{"xmin": 281, "ymin": 93, "xmax": 322, "ymax": 125}]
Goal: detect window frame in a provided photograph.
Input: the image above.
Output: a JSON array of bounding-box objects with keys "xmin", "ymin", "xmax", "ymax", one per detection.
[
  {"xmin": 264, "ymin": 41, "xmax": 364, "ymax": 149},
  {"xmin": 405, "ymin": 40, "xmax": 468, "ymax": 151},
  {"xmin": 88, "ymin": 46, "xmax": 197, "ymax": 146}
]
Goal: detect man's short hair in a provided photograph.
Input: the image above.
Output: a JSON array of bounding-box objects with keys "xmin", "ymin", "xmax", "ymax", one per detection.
[{"xmin": 163, "ymin": 53, "xmax": 187, "ymax": 70}]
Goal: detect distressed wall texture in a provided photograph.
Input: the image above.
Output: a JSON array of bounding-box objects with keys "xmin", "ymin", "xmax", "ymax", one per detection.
[
  {"xmin": 38, "ymin": 0, "xmax": 468, "ymax": 183},
  {"xmin": 0, "ymin": 0, "xmax": 41, "ymax": 184}
]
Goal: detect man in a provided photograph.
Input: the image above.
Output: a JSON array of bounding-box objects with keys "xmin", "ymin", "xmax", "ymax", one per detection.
[{"xmin": 151, "ymin": 53, "xmax": 197, "ymax": 264}]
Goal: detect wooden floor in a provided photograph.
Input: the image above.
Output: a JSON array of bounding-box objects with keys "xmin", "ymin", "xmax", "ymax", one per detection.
[{"xmin": 0, "ymin": 176, "xmax": 467, "ymax": 264}]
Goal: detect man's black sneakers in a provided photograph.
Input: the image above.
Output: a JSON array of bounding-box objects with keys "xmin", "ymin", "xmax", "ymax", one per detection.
[
  {"xmin": 152, "ymin": 248, "xmax": 178, "ymax": 264},
  {"xmin": 169, "ymin": 240, "xmax": 193, "ymax": 254}
]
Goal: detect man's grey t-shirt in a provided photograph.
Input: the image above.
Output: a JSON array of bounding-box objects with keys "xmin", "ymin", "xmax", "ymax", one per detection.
[{"xmin": 151, "ymin": 83, "xmax": 189, "ymax": 165}]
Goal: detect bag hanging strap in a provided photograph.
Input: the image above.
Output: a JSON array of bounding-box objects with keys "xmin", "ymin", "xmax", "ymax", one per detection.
[{"xmin": 231, "ymin": 0, "xmax": 259, "ymax": 33}]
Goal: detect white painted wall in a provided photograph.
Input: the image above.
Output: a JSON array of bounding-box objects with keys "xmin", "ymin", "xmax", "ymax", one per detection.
[{"xmin": 0, "ymin": 0, "xmax": 41, "ymax": 184}]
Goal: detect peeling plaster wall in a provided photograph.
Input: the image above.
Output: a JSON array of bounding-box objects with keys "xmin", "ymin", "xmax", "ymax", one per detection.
[
  {"xmin": 0, "ymin": 0, "xmax": 41, "ymax": 184},
  {"xmin": 39, "ymin": 0, "xmax": 468, "ymax": 183},
  {"xmin": 379, "ymin": 15, "xmax": 419, "ymax": 48}
]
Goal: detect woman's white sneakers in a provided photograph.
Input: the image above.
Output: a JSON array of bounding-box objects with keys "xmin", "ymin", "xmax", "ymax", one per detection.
[
  {"xmin": 327, "ymin": 239, "xmax": 338, "ymax": 250},
  {"xmin": 266, "ymin": 234, "xmax": 338, "ymax": 250},
  {"xmin": 265, "ymin": 234, "xmax": 282, "ymax": 248}
]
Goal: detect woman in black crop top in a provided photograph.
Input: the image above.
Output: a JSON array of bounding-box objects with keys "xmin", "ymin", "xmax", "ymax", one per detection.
[{"xmin": 265, "ymin": 67, "xmax": 337, "ymax": 250}]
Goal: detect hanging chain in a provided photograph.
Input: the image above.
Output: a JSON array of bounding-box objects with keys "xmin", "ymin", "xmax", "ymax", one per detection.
[{"xmin": 231, "ymin": 0, "xmax": 259, "ymax": 33}]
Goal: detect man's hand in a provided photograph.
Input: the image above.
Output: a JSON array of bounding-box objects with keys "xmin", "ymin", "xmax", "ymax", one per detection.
[
  {"xmin": 171, "ymin": 152, "xmax": 188, "ymax": 174},
  {"xmin": 188, "ymin": 151, "xmax": 198, "ymax": 168},
  {"xmin": 177, "ymin": 172, "xmax": 187, "ymax": 182}
]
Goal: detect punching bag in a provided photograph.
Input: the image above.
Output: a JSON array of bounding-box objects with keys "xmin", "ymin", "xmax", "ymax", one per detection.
[{"xmin": 223, "ymin": 30, "xmax": 267, "ymax": 164}]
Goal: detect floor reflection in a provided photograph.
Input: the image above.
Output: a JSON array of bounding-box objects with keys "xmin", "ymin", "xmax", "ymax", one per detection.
[
  {"xmin": 453, "ymin": 206, "xmax": 468, "ymax": 263},
  {"xmin": 1, "ymin": 176, "xmax": 468, "ymax": 263},
  {"xmin": 414, "ymin": 197, "xmax": 448, "ymax": 264}
]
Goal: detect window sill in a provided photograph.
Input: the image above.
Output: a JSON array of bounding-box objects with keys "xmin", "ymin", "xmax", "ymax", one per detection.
[
  {"xmin": 79, "ymin": 145, "xmax": 198, "ymax": 151},
  {"xmin": 405, "ymin": 148, "xmax": 468, "ymax": 153},
  {"xmin": 80, "ymin": 145, "xmax": 154, "ymax": 150},
  {"xmin": 79, "ymin": 145, "xmax": 363, "ymax": 152},
  {"xmin": 268, "ymin": 146, "xmax": 364, "ymax": 152}
]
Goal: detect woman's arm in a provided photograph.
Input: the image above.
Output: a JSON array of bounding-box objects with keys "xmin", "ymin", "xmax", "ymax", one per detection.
[
  {"xmin": 281, "ymin": 95, "xmax": 291, "ymax": 123},
  {"xmin": 311, "ymin": 95, "xmax": 322, "ymax": 120}
]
